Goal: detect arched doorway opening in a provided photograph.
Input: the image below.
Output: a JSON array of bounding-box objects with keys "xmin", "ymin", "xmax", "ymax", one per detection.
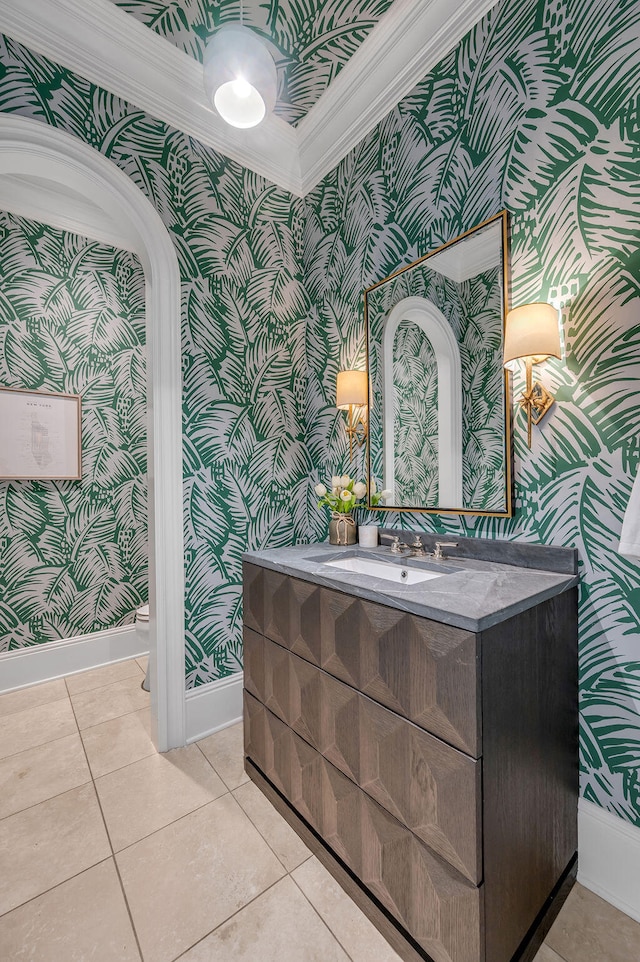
[{"xmin": 0, "ymin": 115, "xmax": 185, "ymax": 750}]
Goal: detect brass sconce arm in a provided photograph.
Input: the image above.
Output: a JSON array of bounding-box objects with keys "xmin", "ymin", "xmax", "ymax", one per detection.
[
  {"xmin": 520, "ymin": 357, "xmax": 555, "ymax": 448},
  {"xmin": 344, "ymin": 404, "xmax": 368, "ymax": 461},
  {"xmin": 336, "ymin": 369, "xmax": 368, "ymax": 462}
]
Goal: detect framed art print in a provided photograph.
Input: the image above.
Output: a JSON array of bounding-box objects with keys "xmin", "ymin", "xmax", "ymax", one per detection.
[{"xmin": 0, "ymin": 387, "xmax": 82, "ymax": 480}]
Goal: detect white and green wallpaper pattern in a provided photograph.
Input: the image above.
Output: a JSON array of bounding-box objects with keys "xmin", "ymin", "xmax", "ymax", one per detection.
[
  {"xmin": 109, "ymin": 0, "xmax": 396, "ymax": 124},
  {"xmin": 0, "ymin": 31, "xmax": 314, "ymax": 684},
  {"xmin": 0, "ymin": 212, "xmax": 147, "ymax": 649},
  {"xmin": 0, "ymin": 0, "xmax": 639, "ymax": 827},
  {"xmin": 302, "ymin": 0, "xmax": 640, "ymax": 823}
]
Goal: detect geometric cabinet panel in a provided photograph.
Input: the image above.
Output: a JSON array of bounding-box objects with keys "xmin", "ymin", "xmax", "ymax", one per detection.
[
  {"xmin": 244, "ymin": 564, "xmax": 578, "ymax": 962},
  {"xmin": 325, "ymin": 594, "xmax": 480, "ymax": 757},
  {"xmin": 244, "ymin": 628, "xmax": 481, "ymax": 883},
  {"xmin": 243, "ymin": 564, "xmax": 480, "ymax": 756},
  {"xmin": 244, "ymin": 691, "xmax": 482, "ymax": 962}
]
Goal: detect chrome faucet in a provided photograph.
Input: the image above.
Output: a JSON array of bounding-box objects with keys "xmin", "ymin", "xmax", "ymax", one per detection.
[
  {"xmin": 409, "ymin": 536, "xmax": 427, "ymax": 557},
  {"xmin": 380, "ymin": 534, "xmax": 410, "ymax": 554},
  {"xmin": 432, "ymin": 541, "xmax": 458, "ymax": 561}
]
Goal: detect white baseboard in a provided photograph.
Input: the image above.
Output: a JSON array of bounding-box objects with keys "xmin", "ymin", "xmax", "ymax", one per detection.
[
  {"xmin": 185, "ymin": 672, "xmax": 243, "ymax": 743},
  {"xmin": 578, "ymin": 798, "xmax": 640, "ymax": 923},
  {"xmin": 0, "ymin": 625, "xmax": 146, "ymax": 693}
]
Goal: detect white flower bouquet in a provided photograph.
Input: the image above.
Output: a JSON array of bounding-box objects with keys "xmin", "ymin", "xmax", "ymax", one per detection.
[
  {"xmin": 313, "ymin": 475, "xmax": 391, "ymax": 513},
  {"xmin": 314, "ymin": 474, "xmax": 367, "ymax": 514}
]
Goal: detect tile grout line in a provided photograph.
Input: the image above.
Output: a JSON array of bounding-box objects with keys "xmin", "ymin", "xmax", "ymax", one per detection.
[
  {"xmin": 0, "ymin": 722, "xmax": 83, "ymax": 772},
  {"xmin": 0, "ymin": 856, "xmax": 115, "ymax": 923},
  {"xmin": 108, "ymin": 791, "xmax": 232, "ymax": 857},
  {"xmin": 63, "ymin": 663, "xmax": 144, "ymax": 698},
  {"xmin": 80, "ymin": 728, "xmax": 157, "ymax": 781},
  {"xmin": 65, "ymin": 675, "xmax": 150, "ymax": 733},
  {"xmin": 89, "ymin": 736, "xmax": 161, "ymax": 784},
  {"xmin": 229, "ymin": 782, "xmax": 313, "ymax": 876},
  {"xmin": 0, "ymin": 768, "xmax": 93, "ymax": 824},
  {"xmin": 192, "ymin": 752, "xmax": 352, "ymax": 960},
  {"xmin": 0, "ymin": 690, "xmax": 69, "ymax": 720},
  {"xmin": 192, "ymin": 738, "xmax": 249, "ymax": 793},
  {"xmin": 542, "ymin": 943, "xmax": 571, "ymax": 962},
  {"xmin": 169, "ymin": 875, "xmax": 287, "ymax": 962},
  {"xmin": 66, "ymin": 677, "xmax": 146, "ymax": 962},
  {"xmin": 289, "ymin": 869, "xmax": 358, "ymax": 962},
  {"xmin": 189, "ymin": 738, "xmax": 353, "ymax": 959},
  {"xmin": 0, "ymin": 698, "xmax": 77, "ymax": 762},
  {"xmin": 74, "ymin": 702, "xmax": 151, "ymax": 734}
]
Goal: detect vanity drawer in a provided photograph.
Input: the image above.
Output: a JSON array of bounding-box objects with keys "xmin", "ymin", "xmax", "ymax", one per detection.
[
  {"xmin": 245, "ymin": 691, "xmax": 482, "ymax": 962},
  {"xmin": 244, "ymin": 627, "xmax": 481, "ymax": 883},
  {"xmin": 243, "ymin": 564, "xmax": 480, "ymax": 756}
]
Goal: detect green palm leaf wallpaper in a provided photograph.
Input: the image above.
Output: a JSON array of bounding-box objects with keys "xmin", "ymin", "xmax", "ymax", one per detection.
[
  {"xmin": 0, "ymin": 212, "xmax": 148, "ymax": 649},
  {"xmin": 108, "ymin": 0, "xmax": 396, "ymax": 124},
  {"xmin": 302, "ymin": 0, "xmax": 640, "ymax": 822},
  {"xmin": 0, "ymin": 0, "xmax": 640, "ymax": 827},
  {"xmin": 0, "ymin": 31, "xmax": 315, "ymax": 686}
]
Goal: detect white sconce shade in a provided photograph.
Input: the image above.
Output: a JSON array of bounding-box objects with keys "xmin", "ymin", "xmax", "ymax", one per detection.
[
  {"xmin": 336, "ymin": 370, "xmax": 368, "ymax": 461},
  {"xmin": 203, "ymin": 25, "xmax": 277, "ymax": 129},
  {"xmin": 504, "ymin": 302, "xmax": 562, "ymax": 366},
  {"xmin": 503, "ymin": 302, "xmax": 562, "ymax": 448},
  {"xmin": 336, "ymin": 370, "xmax": 368, "ymax": 409}
]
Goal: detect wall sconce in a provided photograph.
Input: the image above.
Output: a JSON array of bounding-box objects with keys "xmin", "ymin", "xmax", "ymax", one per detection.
[
  {"xmin": 504, "ymin": 302, "xmax": 562, "ymax": 448},
  {"xmin": 336, "ymin": 370, "xmax": 368, "ymax": 461}
]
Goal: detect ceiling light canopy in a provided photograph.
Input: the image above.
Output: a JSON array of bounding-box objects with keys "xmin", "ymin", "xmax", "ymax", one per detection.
[{"xmin": 203, "ymin": 24, "xmax": 277, "ymax": 129}]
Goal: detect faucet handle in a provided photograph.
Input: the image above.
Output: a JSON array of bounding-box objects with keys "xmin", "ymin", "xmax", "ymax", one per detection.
[
  {"xmin": 433, "ymin": 541, "xmax": 458, "ymax": 560},
  {"xmin": 380, "ymin": 534, "xmax": 402, "ymax": 553}
]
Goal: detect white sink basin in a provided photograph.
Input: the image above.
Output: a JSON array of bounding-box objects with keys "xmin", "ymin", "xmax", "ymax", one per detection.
[{"xmin": 323, "ymin": 556, "xmax": 442, "ymax": 585}]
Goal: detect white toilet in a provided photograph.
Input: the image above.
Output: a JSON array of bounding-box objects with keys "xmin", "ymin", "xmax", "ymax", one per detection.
[{"xmin": 136, "ymin": 604, "xmax": 150, "ymax": 691}]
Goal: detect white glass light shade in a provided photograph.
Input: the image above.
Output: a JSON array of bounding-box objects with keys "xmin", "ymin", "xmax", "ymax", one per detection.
[
  {"xmin": 504, "ymin": 302, "xmax": 562, "ymax": 368},
  {"xmin": 203, "ymin": 25, "xmax": 277, "ymax": 129},
  {"xmin": 336, "ymin": 370, "xmax": 368, "ymax": 409}
]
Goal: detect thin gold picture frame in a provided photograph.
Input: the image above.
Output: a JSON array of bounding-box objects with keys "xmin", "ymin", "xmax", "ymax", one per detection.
[
  {"xmin": 363, "ymin": 209, "xmax": 513, "ymax": 519},
  {"xmin": 0, "ymin": 386, "xmax": 82, "ymax": 481}
]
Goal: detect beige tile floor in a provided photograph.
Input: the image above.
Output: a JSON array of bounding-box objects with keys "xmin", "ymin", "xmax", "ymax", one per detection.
[{"xmin": 1, "ymin": 658, "xmax": 639, "ymax": 961}]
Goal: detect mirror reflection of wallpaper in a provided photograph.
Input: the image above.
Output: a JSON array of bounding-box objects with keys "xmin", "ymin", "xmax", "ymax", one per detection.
[
  {"xmin": 368, "ymin": 264, "xmax": 504, "ymax": 511},
  {"xmin": 0, "ymin": 212, "xmax": 147, "ymax": 650},
  {"xmin": 392, "ymin": 320, "xmax": 439, "ymax": 505}
]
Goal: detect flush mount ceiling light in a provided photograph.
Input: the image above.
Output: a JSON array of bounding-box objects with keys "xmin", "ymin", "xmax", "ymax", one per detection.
[{"xmin": 203, "ymin": 19, "xmax": 277, "ymax": 130}]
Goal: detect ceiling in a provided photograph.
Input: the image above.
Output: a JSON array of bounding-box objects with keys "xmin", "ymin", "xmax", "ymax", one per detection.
[
  {"xmin": 0, "ymin": 0, "xmax": 498, "ymax": 196},
  {"xmin": 108, "ymin": 0, "xmax": 397, "ymax": 125}
]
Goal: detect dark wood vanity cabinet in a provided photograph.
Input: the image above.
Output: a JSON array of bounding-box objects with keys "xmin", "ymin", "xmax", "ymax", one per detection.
[{"xmin": 242, "ymin": 562, "xmax": 578, "ymax": 962}]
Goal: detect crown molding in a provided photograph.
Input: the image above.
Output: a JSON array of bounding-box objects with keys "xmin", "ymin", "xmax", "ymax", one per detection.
[
  {"xmin": 0, "ymin": 0, "xmax": 303, "ymax": 195},
  {"xmin": 296, "ymin": 0, "xmax": 498, "ymax": 194},
  {"xmin": 429, "ymin": 233, "xmax": 501, "ymax": 283},
  {"xmin": 0, "ymin": 0, "xmax": 498, "ymax": 198}
]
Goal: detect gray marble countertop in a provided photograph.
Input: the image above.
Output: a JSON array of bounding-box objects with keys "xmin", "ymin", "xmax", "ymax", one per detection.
[{"xmin": 242, "ymin": 543, "xmax": 579, "ymax": 632}]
